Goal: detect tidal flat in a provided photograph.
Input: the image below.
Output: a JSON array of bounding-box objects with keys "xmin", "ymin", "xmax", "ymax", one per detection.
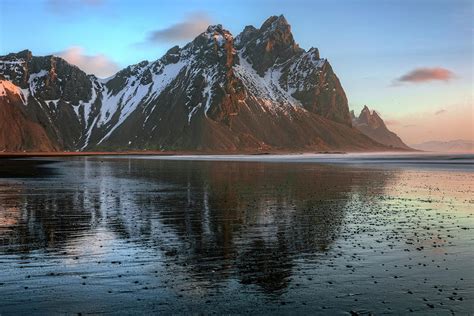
[{"xmin": 0, "ymin": 154, "xmax": 473, "ymax": 314}]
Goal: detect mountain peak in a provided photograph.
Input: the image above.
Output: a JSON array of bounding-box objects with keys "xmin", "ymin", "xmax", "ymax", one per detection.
[
  {"xmin": 258, "ymin": 14, "xmax": 294, "ymax": 45},
  {"xmin": 2, "ymin": 49, "xmax": 32, "ymax": 63},
  {"xmin": 360, "ymin": 106, "xmax": 384, "ymax": 122},
  {"xmin": 260, "ymin": 15, "xmax": 290, "ymax": 32},
  {"xmin": 235, "ymin": 25, "xmax": 257, "ymax": 48},
  {"xmin": 14, "ymin": 49, "xmax": 31, "ymax": 59},
  {"xmin": 192, "ymin": 24, "xmax": 233, "ymax": 46},
  {"xmin": 358, "ymin": 106, "xmax": 381, "ymax": 124},
  {"xmin": 185, "ymin": 24, "xmax": 234, "ymax": 65},
  {"xmin": 307, "ymin": 47, "xmax": 320, "ymax": 59},
  {"xmin": 237, "ymin": 15, "xmax": 302, "ymax": 75},
  {"xmin": 206, "ymin": 24, "xmax": 224, "ymax": 33},
  {"xmin": 0, "ymin": 15, "xmax": 385, "ymax": 152},
  {"xmin": 352, "ymin": 105, "xmax": 410, "ymax": 149}
]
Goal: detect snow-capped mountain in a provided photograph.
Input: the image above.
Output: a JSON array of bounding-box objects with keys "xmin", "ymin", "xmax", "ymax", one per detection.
[
  {"xmin": 351, "ymin": 106, "xmax": 410, "ymax": 150},
  {"xmin": 0, "ymin": 15, "xmax": 387, "ymax": 152}
]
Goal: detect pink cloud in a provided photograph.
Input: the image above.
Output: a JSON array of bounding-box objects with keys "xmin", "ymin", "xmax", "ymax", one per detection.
[
  {"xmin": 396, "ymin": 67, "xmax": 455, "ymax": 83},
  {"xmin": 55, "ymin": 46, "xmax": 119, "ymax": 78},
  {"xmin": 147, "ymin": 12, "xmax": 212, "ymax": 43}
]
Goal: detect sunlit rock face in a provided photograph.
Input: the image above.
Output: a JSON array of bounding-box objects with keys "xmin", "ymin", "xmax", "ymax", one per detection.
[
  {"xmin": 0, "ymin": 16, "xmax": 385, "ymax": 152},
  {"xmin": 0, "ymin": 80, "xmax": 57, "ymax": 152},
  {"xmin": 352, "ymin": 106, "xmax": 410, "ymax": 150}
]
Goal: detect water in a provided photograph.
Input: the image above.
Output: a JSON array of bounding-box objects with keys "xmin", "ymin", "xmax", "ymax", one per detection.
[{"xmin": 0, "ymin": 154, "xmax": 473, "ymax": 314}]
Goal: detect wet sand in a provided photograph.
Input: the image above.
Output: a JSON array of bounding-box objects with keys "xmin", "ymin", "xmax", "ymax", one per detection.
[
  {"xmin": 0, "ymin": 148, "xmax": 409, "ymax": 159},
  {"xmin": 0, "ymin": 155, "xmax": 472, "ymax": 314}
]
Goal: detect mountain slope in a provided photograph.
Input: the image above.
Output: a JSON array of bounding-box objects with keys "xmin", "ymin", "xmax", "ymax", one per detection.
[
  {"xmin": 0, "ymin": 16, "xmax": 388, "ymax": 152},
  {"xmin": 0, "ymin": 80, "xmax": 57, "ymax": 151},
  {"xmin": 351, "ymin": 106, "xmax": 410, "ymax": 150}
]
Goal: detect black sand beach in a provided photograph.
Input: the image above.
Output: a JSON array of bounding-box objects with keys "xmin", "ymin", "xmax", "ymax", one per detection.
[{"xmin": 0, "ymin": 154, "xmax": 472, "ymax": 314}]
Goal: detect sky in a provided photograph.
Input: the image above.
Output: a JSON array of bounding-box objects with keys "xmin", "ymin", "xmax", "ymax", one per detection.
[{"xmin": 0, "ymin": 0, "xmax": 472, "ymax": 143}]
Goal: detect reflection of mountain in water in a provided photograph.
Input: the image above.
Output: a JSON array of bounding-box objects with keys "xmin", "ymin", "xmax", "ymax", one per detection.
[
  {"xmin": 0, "ymin": 158, "xmax": 393, "ymax": 294},
  {"xmin": 0, "ymin": 159, "xmax": 56, "ymax": 178}
]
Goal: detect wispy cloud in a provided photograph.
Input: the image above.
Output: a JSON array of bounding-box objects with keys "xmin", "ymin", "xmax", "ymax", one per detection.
[
  {"xmin": 146, "ymin": 12, "xmax": 212, "ymax": 44},
  {"xmin": 46, "ymin": 0, "xmax": 104, "ymax": 14},
  {"xmin": 387, "ymin": 103, "xmax": 473, "ymax": 144},
  {"xmin": 394, "ymin": 67, "xmax": 455, "ymax": 84},
  {"xmin": 55, "ymin": 46, "xmax": 119, "ymax": 78},
  {"xmin": 385, "ymin": 119, "xmax": 400, "ymax": 126}
]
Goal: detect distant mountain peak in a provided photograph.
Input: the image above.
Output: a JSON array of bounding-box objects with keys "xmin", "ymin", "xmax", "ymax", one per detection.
[
  {"xmin": 357, "ymin": 105, "xmax": 384, "ymax": 128},
  {"xmin": 352, "ymin": 105, "xmax": 410, "ymax": 149}
]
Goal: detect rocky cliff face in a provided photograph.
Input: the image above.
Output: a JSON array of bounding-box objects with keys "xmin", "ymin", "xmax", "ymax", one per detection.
[
  {"xmin": 235, "ymin": 16, "xmax": 351, "ymax": 125},
  {"xmin": 0, "ymin": 80, "xmax": 57, "ymax": 152},
  {"xmin": 0, "ymin": 15, "xmax": 386, "ymax": 152},
  {"xmin": 351, "ymin": 106, "xmax": 410, "ymax": 150}
]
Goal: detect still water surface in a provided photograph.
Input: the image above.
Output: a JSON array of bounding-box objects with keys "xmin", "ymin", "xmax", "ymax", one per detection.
[{"xmin": 0, "ymin": 154, "xmax": 473, "ymax": 314}]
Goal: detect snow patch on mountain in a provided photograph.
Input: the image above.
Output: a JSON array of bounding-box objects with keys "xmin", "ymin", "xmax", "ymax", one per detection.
[
  {"xmin": 0, "ymin": 60, "xmax": 26, "ymax": 83},
  {"xmin": 148, "ymin": 59, "xmax": 188, "ymax": 100},
  {"xmin": 44, "ymin": 99, "xmax": 60, "ymax": 111},
  {"xmin": 75, "ymin": 81, "xmax": 98, "ymax": 127},
  {"xmin": 284, "ymin": 50, "xmax": 326, "ymax": 94},
  {"xmin": 203, "ymin": 66, "xmax": 218, "ymax": 116},
  {"xmin": 234, "ymin": 52, "xmax": 301, "ymax": 114},
  {"xmin": 97, "ymin": 58, "xmax": 189, "ymax": 144},
  {"xmin": 81, "ymin": 116, "xmax": 98, "ymax": 150},
  {"xmin": 28, "ymin": 70, "xmax": 49, "ymax": 96}
]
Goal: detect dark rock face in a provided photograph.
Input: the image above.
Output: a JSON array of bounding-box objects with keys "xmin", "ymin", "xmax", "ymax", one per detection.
[
  {"xmin": 352, "ymin": 106, "xmax": 410, "ymax": 150},
  {"xmin": 236, "ymin": 15, "xmax": 303, "ymax": 76},
  {"xmin": 0, "ymin": 80, "xmax": 57, "ymax": 151},
  {"xmin": 278, "ymin": 49, "xmax": 350, "ymax": 124},
  {"xmin": 0, "ymin": 16, "xmax": 387, "ymax": 152},
  {"xmin": 1, "ymin": 50, "xmax": 92, "ymax": 102},
  {"xmin": 0, "ymin": 50, "xmax": 95, "ymax": 150},
  {"xmin": 235, "ymin": 16, "xmax": 351, "ymax": 125}
]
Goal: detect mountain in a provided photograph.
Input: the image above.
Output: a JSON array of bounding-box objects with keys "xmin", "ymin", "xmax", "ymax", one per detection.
[
  {"xmin": 410, "ymin": 140, "xmax": 474, "ymax": 153},
  {"xmin": 351, "ymin": 106, "xmax": 410, "ymax": 150},
  {"xmin": 0, "ymin": 15, "xmax": 388, "ymax": 152},
  {"xmin": 0, "ymin": 80, "xmax": 57, "ymax": 152}
]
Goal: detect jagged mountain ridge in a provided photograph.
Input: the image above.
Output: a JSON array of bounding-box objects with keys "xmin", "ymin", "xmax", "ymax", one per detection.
[
  {"xmin": 351, "ymin": 106, "xmax": 410, "ymax": 149},
  {"xmin": 0, "ymin": 15, "xmax": 386, "ymax": 152}
]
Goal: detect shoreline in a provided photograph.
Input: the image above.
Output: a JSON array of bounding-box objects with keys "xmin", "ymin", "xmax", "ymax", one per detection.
[{"xmin": 0, "ymin": 148, "xmax": 418, "ymax": 159}]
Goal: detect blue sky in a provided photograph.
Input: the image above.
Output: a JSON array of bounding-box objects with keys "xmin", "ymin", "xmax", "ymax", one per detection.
[{"xmin": 0, "ymin": 0, "xmax": 472, "ymax": 142}]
